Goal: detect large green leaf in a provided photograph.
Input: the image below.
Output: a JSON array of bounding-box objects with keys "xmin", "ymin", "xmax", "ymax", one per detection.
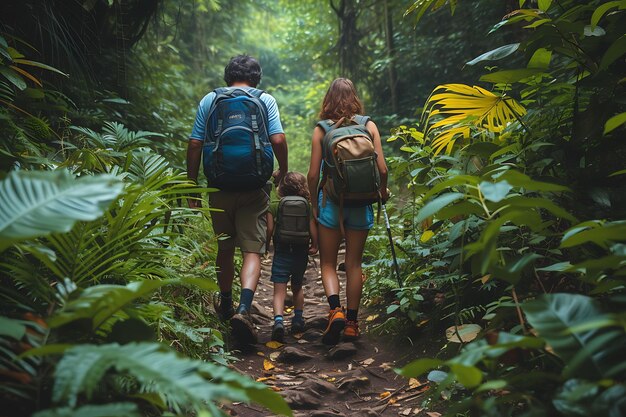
[
  {"xmin": 466, "ymin": 44, "xmax": 520, "ymax": 66},
  {"xmin": 417, "ymin": 192, "xmax": 466, "ymax": 222},
  {"xmin": 480, "ymin": 68, "xmax": 544, "ymax": 84},
  {"xmin": 523, "ymin": 294, "xmax": 626, "ymax": 379},
  {"xmin": 0, "ymin": 170, "xmax": 123, "ymax": 248},
  {"xmin": 604, "ymin": 112, "xmax": 626, "ymax": 134},
  {"xmin": 600, "ymin": 34, "xmax": 626, "ymax": 70},
  {"xmin": 479, "ymin": 180, "xmax": 512, "ymax": 203}
]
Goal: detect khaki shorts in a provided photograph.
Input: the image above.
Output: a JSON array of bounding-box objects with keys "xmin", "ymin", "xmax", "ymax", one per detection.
[{"xmin": 208, "ymin": 188, "xmax": 270, "ymax": 253}]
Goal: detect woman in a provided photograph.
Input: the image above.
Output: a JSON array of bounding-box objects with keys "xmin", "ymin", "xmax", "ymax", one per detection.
[{"xmin": 307, "ymin": 78, "xmax": 388, "ymax": 345}]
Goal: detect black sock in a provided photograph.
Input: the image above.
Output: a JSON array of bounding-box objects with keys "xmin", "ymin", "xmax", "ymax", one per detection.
[
  {"xmin": 328, "ymin": 294, "xmax": 341, "ymax": 310},
  {"xmin": 239, "ymin": 288, "xmax": 254, "ymax": 311},
  {"xmin": 347, "ymin": 309, "xmax": 358, "ymax": 322}
]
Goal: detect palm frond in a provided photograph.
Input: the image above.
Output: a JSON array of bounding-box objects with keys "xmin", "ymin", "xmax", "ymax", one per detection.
[{"xmin": 422, "ymin": 84, "xmax": 527, "ymax": 155}]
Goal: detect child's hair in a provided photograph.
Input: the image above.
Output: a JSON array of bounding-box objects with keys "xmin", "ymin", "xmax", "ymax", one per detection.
[{"xmin": 277, "ymin": 172, "xmax": 310, "ymax": 200}]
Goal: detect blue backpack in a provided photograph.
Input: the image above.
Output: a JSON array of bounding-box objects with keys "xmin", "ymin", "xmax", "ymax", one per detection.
[{"xmin": 202, "ymin": 87, "xmax": 274, "ymax": 191}]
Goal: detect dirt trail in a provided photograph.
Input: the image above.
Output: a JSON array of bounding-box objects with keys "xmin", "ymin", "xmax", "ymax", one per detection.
[{"xmin": 226, "ymin": 249, "xmax": 431, "ymax": 417}]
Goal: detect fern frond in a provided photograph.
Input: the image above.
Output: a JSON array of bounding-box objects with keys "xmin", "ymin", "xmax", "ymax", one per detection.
[
  {"xmin": 32, "ymin": 403, "xmax": 140, "ymax": 417},
  {"xmin": 0, "ymin": 170, "xmax": 123, "ymax": 250},
  {"xmin": 52, "ymin": 343, "xmax": 292, "ymax": 416}
]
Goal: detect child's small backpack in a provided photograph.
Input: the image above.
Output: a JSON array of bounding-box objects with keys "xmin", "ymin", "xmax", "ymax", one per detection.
[
  {"xmin": 202, "ymin": 87, "xmax": 274, "ymax": 191},
  {"xmin": 317, "ymin": 115, "xmax": 381, "ymax": 216},
  {"xmin": 275, "ymin": 196, "xmax": 310, "ymax": 246}
]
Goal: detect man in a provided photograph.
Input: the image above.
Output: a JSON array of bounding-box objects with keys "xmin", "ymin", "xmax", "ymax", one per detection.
[{"xmin": 187, "ymin": 55, "xmax": 288, "ymax": 344}]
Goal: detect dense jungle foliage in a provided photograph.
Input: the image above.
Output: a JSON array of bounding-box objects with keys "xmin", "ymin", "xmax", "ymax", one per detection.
[{"xmin": 0, "ymin": 1, "xmax": 625, "ymax": 416}]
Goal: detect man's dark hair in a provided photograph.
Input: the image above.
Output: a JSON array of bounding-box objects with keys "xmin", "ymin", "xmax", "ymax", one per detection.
[{"xmin": 224, "ymin": 55, "xmax": 262, "ymax": 87}]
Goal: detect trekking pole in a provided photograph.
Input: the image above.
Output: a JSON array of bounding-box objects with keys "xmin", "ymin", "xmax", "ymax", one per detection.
[{"xmin": 382, "ymin": 203, "xmax": 403, "ymax": 288}]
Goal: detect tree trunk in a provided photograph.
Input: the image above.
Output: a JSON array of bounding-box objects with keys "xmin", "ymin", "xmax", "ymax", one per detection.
[
  {"xmin": 384, "ymin": 0, "xmax": 398, "ymax": 113},
  {"xmin": 330, "ymin": 0, "xmax": 361, "ymax": 82}
]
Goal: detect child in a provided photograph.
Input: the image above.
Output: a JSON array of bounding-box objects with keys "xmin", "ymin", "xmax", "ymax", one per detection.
[{"xmin": 267, "ymin": 172, "xmax": 318, "ymax": 341}]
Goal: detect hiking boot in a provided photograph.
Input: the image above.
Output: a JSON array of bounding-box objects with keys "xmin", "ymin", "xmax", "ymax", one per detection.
[
  {"xmin": 271, "ymin": 320, "xmax": 285, "ymax": 342},
  {"xmin": 291, "ymin": 319, "xmax": 305, "ymax": 335},
  {"xmin": 230, "ymin": 305, "xmax": 258, "ymax": 345},
  {"xmin": 213, "ymin": 292, "xmax": 234, "ymax": 321},
  {"xmin": 322, "ymin": 307, "xmax": 345, "ymax": 345},
  {"xmin": 343, "ymin": 320, "xmax": 360, "ymax": 341}
]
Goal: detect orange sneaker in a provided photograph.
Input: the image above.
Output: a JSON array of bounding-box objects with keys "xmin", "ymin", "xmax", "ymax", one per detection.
[
  {"xmin": 322, "ymin": 307, "xmax": 345, "ymax": 345},
  {"xmin": 344, "ymin": 320, "xmax": 360, "ymax": 341}
]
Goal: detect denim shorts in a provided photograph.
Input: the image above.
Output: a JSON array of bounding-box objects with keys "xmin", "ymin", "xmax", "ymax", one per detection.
[
  {"xmin": 317, "ymin": 192, "xmax": 374, "ymax": 231},
  {"xmin": 270, "ymin": 245, "xmax": 308, "ymax": 286}
]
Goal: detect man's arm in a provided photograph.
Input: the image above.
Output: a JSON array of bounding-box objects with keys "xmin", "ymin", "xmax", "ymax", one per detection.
[
  {"xmin": 270, "ymin": 133, "xmax": 288, "ymax": 184},
  {"xmin": 187, "ymin": 139, "xmax": 203, "ymax": 208}
]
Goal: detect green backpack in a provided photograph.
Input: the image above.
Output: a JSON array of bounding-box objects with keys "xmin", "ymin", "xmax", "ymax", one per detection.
[
  {"xmin": 317, "ymin": 115, "xmax": 381, "ymax": 213},
  {"xmin": 274, "ymin": 196, "xmax": 310, "ymax": 246}
]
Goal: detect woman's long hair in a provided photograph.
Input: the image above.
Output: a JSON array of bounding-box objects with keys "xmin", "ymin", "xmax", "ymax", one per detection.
[{"xmin": 319, "ymin": 78, "xmax": 364, "ymax": 121}]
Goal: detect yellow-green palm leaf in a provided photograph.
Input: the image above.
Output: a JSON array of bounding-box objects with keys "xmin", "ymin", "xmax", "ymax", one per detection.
[{"xmin": 422, "ymin": 84, "xmax": 526, "ymax": 155}]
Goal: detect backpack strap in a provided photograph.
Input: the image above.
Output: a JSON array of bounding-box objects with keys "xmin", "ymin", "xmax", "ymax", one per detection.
[
  {"xmin": 352, "ymin": 114, "xmax": 371, "ymax": 126},
  {"xmin": 316, "ymin": 119, "xmax": 334, "ymax": 134}
]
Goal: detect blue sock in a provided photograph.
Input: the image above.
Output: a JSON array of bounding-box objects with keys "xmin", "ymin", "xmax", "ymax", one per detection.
[
  {"xmin": 293, "ymin": 309, "xmax": 304, "ymax": 323},
  {"xmin": 274, "ymin": 315, "xmax": 284, "ymax": 324},
  {"xmin": 239, "ymin": 288, "xmax": 254, "ymax": 311}
]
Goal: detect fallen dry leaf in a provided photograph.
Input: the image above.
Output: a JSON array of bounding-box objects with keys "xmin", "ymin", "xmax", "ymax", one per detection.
[
  {"xmin": 389, "ymin": 398, "xmax": 397, "ymax": 405},
  {"xmin": 366, "ymin": 314, "xmax": 379, "ymax": 322},
  {"xmin": 265, "ymin": 341, "xmax": 284, "ymax": 349},
  {"xmin": 379, "ymin": 362, "xmax": 394, "ymax": 371},
  {"xmin": 445, "ymin": 324, "xmax": 481, "ymax": 343},
  {"xmin": 400, "ymin": 409, "xmax": 411, "ymax": 416},
  {"xmin": 256, "ymin": 376, "xmax": 276, "ymax": 382},
  {"xmin": 271, "ymin": 386, "xmax": 281, "ymax": 392},
  {"xmin": 426, "ymin": 413, "xmax": 441, "ymax": 417},
  {"xmin": 327, "ymin": 377, "xmax": 336, "ymax": 382},
  {"xmin": 409, "ymin": 378, "xmax": 421, "ymax": 389},
  {"xmin": 362, "ymin": 358, "xmax": 375, "ymax": 366},
  {"xmin": 256, "ymin": 351, "xmax": 265, "ymax": 357},
  {"xmin": 379, "ymin": 391, "xmax": 391, "ymax": 399},
  {"xmin": 269, "ymin": 352, "xmax": 280, "ymax": 361},
  {"xmin": 292, "ymin": 333, "xmax": 303, "ymax": 339},
  {"xmin": 263, "ymin": 359, "xmax": 275, "ymax": 371}
]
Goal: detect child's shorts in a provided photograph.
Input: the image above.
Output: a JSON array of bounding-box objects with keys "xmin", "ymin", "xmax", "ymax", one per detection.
[
  {"xmin": 317, "ymin": 192, "xmax": 374, "ymax": 231},
  {"xmin": 270, "ymin": 244, "xmax": 308, "ymax": 286}
]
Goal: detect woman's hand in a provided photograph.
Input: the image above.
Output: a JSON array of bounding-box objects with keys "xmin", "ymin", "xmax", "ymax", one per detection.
[{"xmin": 381, "ymin": 187, "xmax": 390, "ymax": 203}]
